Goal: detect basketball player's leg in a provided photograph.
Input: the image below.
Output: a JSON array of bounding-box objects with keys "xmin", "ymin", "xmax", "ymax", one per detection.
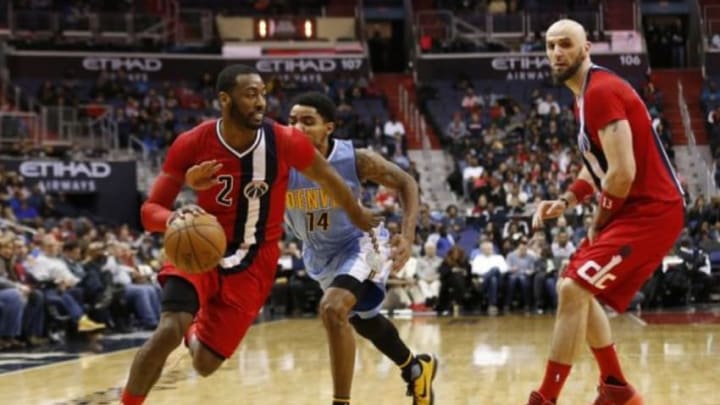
[
  {"xmin": 585, "ymin": 296, "xmax": 632, "ymax": 387},
  {"xmin": 526, "ymin": 307, "xmax": 626, "ymax": 405},
  {"xmin": 122, "ymin": 268, "xmax": 222, "ymax": 405},
  {"xmin": 525, "ymin": 276, "xmax": 594, "ymax": 405},
  {"xmin": 581, "ymin": 285, "xmax": 653, "ymax": 405},
  {"xmin": 349, "ymin": 308, "xmax": 437, "ymax": 405},
  {"xmin": 346, "ymin": 250, "xmax": 436, "ymax": 404},
  {"xmin": 314, "ymin": 236, "xmax": 388, "ymax": 405},
  {"xmin": 122, "ymin": 277, "xmax": 200, "ymax": 405},
  {"xmin": 528, "ymin": 235, "xmax": 626, "ymax": 404},
  {"xmin": 583, "ymin": 257, "xmax": 666, "ymax": 405},
  {"xmin": 586, "ymin": 298, "xmax": 612, "ymax": 349},
  {"xmin": 319, "ymin": 277, "xmax": 361, "ymax": 405},
  {"xmin": 528, "ymin": 234, "xmax": 664, "ymax": 403},
  {"xmin": 586, "ymin": 222, "xmax": 680, "ymax": 404}
]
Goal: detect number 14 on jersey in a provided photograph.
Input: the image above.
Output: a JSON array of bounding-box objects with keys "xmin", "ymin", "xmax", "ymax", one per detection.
[{"xmin": 306, "ymin": 212, "xmax": 330, "ymax": 232}]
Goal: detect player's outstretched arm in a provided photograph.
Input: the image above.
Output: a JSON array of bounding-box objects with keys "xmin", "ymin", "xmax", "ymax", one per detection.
[
  {"xmin": 140, "ymin": 173, "xmax": 184, "ymax": 233},
  {"xmin": 594, "ymin": 119, "xmax": 636, "ymax": 230},
  {"xmin": 300, "ymin": 150, "xmax": 381, "ymax": 232},
  {"xmin": 355, "ymin": 149, "xmax": 419, "ymax": 270}
]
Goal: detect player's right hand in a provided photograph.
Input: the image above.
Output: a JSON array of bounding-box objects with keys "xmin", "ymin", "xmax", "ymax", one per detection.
[
  {"xmin": 166, "ymin": 204, "xmax": 207, "ymax": 227},
  {"xmin": 532, "ymin": 199, "xmax": 567, "ymax": 229},
  {"xmin": 185, "ymin": 159, "xmax": 223, "ymax": 190},
  {"xmin": 350, "ymin": 207, "xmax": 383, "ymax": 232}
]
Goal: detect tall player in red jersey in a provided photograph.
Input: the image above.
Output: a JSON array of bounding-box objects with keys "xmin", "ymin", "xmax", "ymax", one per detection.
[
  {"xmin": 120, "ymin": 65, "xmax": 379, "ymax": 405},
  {"xmin": 526, "ymin": 20, "xmax": 684, "ymax": 405}
]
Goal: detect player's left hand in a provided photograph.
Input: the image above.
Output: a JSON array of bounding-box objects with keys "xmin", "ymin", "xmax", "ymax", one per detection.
[
  {"xmin": 390, "ymin": 235, "xmax": 412, "ymax": 273},
  {"xmin": 185, "ymin": 159, "xmax": 223, "ymax": 190}
]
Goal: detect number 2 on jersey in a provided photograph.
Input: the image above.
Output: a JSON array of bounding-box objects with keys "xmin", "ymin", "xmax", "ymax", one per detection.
[
  {"xmin": 216, "ymin": 175, "xmax": 233, "ymax": 207},
  {"xmin": 306, "ymin": 212, "xmax": 330, "ymax": 232}
]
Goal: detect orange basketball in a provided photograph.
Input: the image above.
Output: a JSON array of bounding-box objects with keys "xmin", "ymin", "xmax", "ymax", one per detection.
[{"xmin": 164, "ymin": 213, "xmax": 227, "ymax": 274}]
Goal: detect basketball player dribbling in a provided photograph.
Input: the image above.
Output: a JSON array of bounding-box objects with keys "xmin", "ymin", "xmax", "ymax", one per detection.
[
  {"xmin": 284, "ymin": 92, "xmax": 437, "ymax": 405},
  {"xmin": 120, "ymin": 64, "xmax": 380, "ymax": 405},
  {"xmin": 526, "ymin": 19, "xmax": 684, "ymax": 404}
]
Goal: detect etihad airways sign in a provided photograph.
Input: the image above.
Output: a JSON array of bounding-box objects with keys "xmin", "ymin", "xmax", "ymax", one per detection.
[
  {"xmin": 2, "ymin": 160, "xmax": 135, "ymax": 194},
  {"xmin": 82, "ymin": 57, "xmax": 163, "ymax": 72},
  {"xmin": 1, "ymin": 159, "xmax": 139, "ymax": 226},
  {"xmin": 8, "ymin": 53, "xmax": 369, "ymax": 83},
  {"xmin": 417, "ymin": 52, "xmax": 648, "ymax": 82},
  {"xmin": 19, "ymin": 161, "xmax": 112, "ymax": 179}
]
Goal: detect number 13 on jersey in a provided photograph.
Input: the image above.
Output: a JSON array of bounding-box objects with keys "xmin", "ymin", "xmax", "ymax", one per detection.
[{"xmin": 306, "ymin": 211, "xmax": 330, "ymax": 232}]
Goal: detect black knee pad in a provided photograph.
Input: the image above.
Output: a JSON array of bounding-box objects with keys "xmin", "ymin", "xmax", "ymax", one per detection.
[
  {"xmin": 161, "ymin": 276, "xmax": 200, "ymax": 316},
  {"xmin": 350, "ymin": 314, "xmax": 393, "ymax": 341}
]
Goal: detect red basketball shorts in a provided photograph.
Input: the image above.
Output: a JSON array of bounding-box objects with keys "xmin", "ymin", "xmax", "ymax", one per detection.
[
  {"xmin": 158, "ymin": 241, "xmax": 280, "ymax": 358},
  {"xmin": 563, "ymin": 200, "xmax": 684, "ymax": 312}
]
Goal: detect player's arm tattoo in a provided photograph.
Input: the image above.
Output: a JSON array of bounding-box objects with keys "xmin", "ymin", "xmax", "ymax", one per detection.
[
  {"xmin": 356, "ymin": 148, "xmax": 411, "ymax": 189},
  {"xmin": 355, "ymin": 149, "xmax": 419, "ymax": 240}
]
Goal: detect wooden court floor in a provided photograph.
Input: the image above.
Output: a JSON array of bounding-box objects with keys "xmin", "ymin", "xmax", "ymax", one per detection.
[{"xmin": 2, "ymin": 314, "xmax": 720, "ymax": 405}]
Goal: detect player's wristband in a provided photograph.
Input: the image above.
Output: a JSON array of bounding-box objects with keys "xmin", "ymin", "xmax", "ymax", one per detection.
[
  {"xmin": 599, "ymin": 190, "xmax": 627, "ymax": 212},
  {"xmin": 567, "ymin": 178, "xmax": 594, "ymax": 203}
]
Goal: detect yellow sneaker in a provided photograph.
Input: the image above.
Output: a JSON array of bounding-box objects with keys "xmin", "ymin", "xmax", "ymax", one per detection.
[
  {"xmin": 405, "ymin": 354, "xmax": 438, "ymax": 405},
  {"xmin": 77, "ymin": 315, "xmax": 106, "ymax": 332}
]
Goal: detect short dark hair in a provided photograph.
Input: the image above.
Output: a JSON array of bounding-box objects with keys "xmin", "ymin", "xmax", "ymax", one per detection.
[
  {"xmin": 290, "ymin": 91, "xmax": 336, "ymax": 123},
  {"xmin": 215, "ymin": 64, "xmax": 260, "ymax": 93}
]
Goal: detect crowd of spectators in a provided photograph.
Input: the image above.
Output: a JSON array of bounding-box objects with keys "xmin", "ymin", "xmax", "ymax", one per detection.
[
  {"xmin": 0, "ymin": 164, "xmax": 167, "ymax": 350},
  {"xmin": 361, "ymin": 187, "xmax": 715, "ymax": 318}
]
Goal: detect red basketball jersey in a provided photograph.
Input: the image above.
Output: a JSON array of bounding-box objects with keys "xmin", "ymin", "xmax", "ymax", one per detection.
[
  {"xmin": 161, "ymin": 118, "xmax": 315, "ymax": 259},
  {"xmin": 575, "ymin": 66, "xmax": 684, "ymax": 205}
]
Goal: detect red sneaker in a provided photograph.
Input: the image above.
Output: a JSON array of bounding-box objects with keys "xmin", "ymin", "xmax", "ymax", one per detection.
[
  {"xmin": 592, "ymin": 382, "xmax": 644, "ymax": 405},
  {"xmin": 526, "ymin": 391, "xmax": 556, "ymax": 405}
]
